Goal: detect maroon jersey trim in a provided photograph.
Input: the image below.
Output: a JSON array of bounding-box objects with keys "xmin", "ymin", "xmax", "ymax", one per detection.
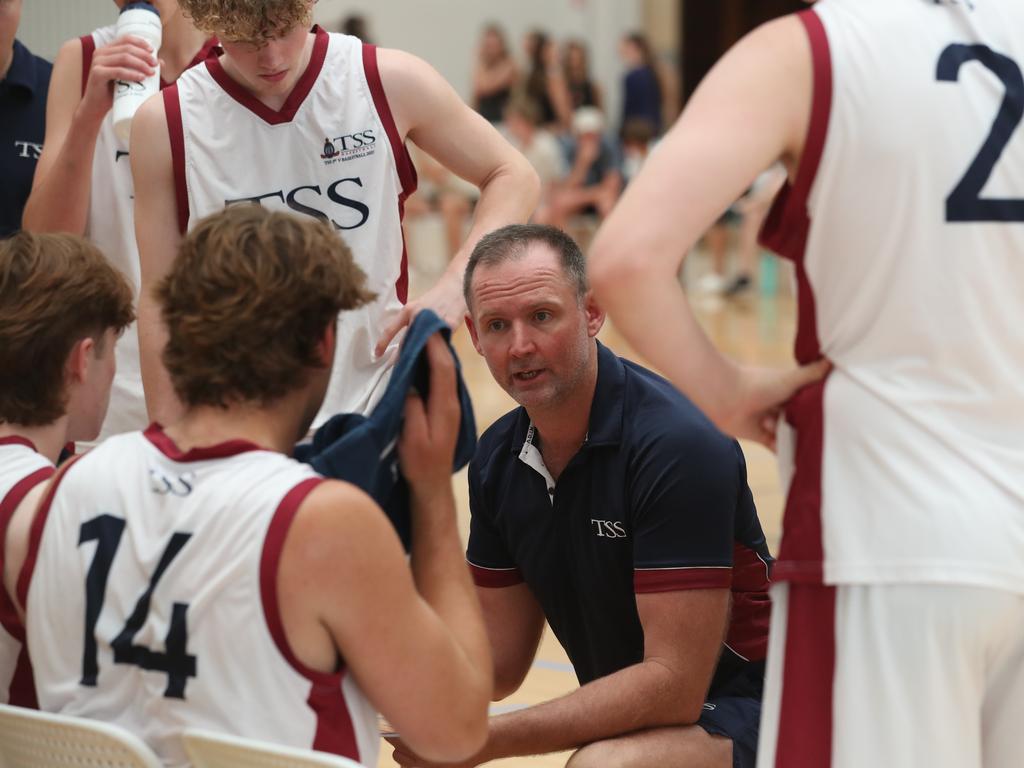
[
  {"xmin": 16, "ymin": 455, "xmax": 83, "ymax": 608},
  {"xmin": 469, "ymin": 563, "xmax": 524, "ymax": 589},
  {"xmin": 260, "ymin": 477, "xmax": 362, "ymax": 759},
  {"xmin": 143, "ymin": 423, "xmax": 264, "ymax": 462},
  {"xmin": 80, "ymin": 35, "xmax": 95, "ymax": 97},
  {"xmin": 205, "ymin": 26, "xmax": 328, "ymax": 126},
  {"xmin": 162, "ymin": 86, "xmax": 190, "ymax": 234},
  {"xmin": 0, "ymin": 437, "xmax": 37, "ymax": 451},
  {"xmin": 362, "ymin": 42, "xmax": 418, "ymax": 305},
  {"xmin": 634, "ymin": 566, "xmax": 732, "ymax": 593}
]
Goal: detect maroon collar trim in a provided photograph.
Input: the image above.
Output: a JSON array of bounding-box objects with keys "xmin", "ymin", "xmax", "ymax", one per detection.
[
  {"xmin": 0, "ymin": 436, "xmax": 38, "ymax": 452},
  {"xmin": 204, "ymin": 26, "xmax": 328, "ymax": 125},
  {"xmin": 144, "ymin": 423, "xmax": 264, "ymax": 462}
]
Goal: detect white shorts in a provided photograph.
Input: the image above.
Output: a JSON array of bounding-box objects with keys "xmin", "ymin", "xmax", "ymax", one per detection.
[{"xmin": 757, "ymin": 582, "xmax": 1024, "ymax": 768}]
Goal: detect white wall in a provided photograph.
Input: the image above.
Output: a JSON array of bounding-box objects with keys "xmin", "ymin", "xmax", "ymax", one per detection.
[{"xmin": 18, "ymin": 0, "xmax": 114, "ymax": 60}]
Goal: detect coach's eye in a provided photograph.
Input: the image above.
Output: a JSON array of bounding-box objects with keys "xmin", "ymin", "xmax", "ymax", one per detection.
[
  {"xmin": 535, "ymin": 311, "xmax": 551, "ymax": 322},
  {"xmin": 488, "ymin": 319, "xmax": 506, "ymax": 332}
]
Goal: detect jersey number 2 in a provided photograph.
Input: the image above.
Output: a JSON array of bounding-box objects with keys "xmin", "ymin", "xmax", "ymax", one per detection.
[
  {"xmin": 79, "ymin": 515, "xmax": 197, "ymax": 699},
  {"xmin": 937, "ymin": 44, "xmax": 1024, "ymax": 222}
]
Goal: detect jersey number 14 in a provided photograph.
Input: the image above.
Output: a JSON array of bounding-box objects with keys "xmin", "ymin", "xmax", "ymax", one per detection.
[{"xmin": 79, "ymin": 515, "xmax": 197, "ymax": 699}]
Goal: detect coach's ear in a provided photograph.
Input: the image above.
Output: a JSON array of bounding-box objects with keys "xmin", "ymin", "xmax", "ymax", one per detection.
[
  {"xmin": 465, "ymin": 312, "xmax": 483, "ymax": 356},
  {"xmin": 314, "ymin": 322, "xmax": 337, "ymax": 369}
]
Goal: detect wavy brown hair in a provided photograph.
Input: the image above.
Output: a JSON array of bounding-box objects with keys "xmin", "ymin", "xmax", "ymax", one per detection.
[
  {"xmin": 157, "ymin": 206, "xmax": 374, "ymax": 409},
  {"xmin": 0, "ymin": 232, "xmax": 134, "ymax": 426},
  {"xmin": 178, "ymin": 0, "xmax": 313, "ymax": 42}
]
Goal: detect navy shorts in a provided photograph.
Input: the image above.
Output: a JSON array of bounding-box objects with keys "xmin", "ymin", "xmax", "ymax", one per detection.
[{"xmin": 697, "ymin": 658, "xmax": 763, "ymax": 768}]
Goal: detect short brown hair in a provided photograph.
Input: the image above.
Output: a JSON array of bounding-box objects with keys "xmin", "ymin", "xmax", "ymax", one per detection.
[
  {"xmin": 179, "ymin": 0, "xmax": 313, "ymax": 43},
  {"xmin": 157, "ymin": 206, "xmax": 374, "ymax": 409},
  {"xmin": 0, "ymin": 232, "xmax": 134, "ymax": 426}
]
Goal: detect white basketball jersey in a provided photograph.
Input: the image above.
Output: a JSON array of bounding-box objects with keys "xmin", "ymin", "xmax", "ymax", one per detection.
[
  {"xmin": 764, "ymin": 1, "xmax": 1024, "ymax": 590},
  {"xmin": 81, "ymin": 29, "xmax": 217, "ymax": 443},
  {"xmin": 0, "ymin": 438, "xmax": 53, "ymax": 706},
  {"xmin": 167, "ymin": 29, "xmax": 417, "ymax": 422},
  {"xmin": 24, "ymin": 427, "xmax": 379, "ymax": 766}
]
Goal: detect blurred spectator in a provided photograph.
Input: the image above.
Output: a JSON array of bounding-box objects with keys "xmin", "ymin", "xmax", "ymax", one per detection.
[
  {"xmin": 524, "ymin": 31, "xmax": 572, "ymax": 133},
  {"xmin": 564, "ymin": 39, "xmax": 602, "ymax": 112},
  {"xmin": 338, "ymin": 13, "xmax": 372, "ymax": 44},
  {"xmin": 535, "ymin": 107, "xmax": 621, "ymax": 229},
  {"xmin": 472, "ymin": 24, "xmax": 517, "ymax": 125},
  {"xmin": 619, "ymin": 32, "xmax": 663, "ymax": 137},
  {"xmin": 502, "ymin": 94, "xmax": 566, "ymax": 209},
  {"xmin": 0, "ymin": 0, "xmax": 50, "ymax": 238},
  {"xmin": 620, "ymin": 118, "xmax": 654, "ymax": 185},
  {"xmin": 404, "ymin": 145, "xmax": 478, "ymax": 261}
]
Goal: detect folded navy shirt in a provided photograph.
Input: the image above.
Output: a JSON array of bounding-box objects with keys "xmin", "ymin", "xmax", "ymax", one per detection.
[{"xmin": 295, "ymin": 310, "xmax": 477, "ymax": 549}]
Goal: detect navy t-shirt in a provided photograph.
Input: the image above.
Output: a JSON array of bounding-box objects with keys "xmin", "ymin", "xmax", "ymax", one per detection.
[
  {"xmin": 0, "ymin": 40, "xmax": 51, "ymax": 238},
  {"xmin": 467, "ymin": 342, "xmax": 772, "ymax": 690}
]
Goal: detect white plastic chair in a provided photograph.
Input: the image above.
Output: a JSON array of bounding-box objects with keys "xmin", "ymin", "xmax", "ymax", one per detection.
[
  {"xmin": 182, "ymin": 728, "xmax": 365, "ymax": 768},
  {"xmin": 0, "ymin": 703, "xmax": 162, "ymax": 768}
]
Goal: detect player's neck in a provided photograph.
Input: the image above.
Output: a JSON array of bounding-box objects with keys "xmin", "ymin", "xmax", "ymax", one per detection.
[
  {"xmin": 164, "ymin": 397, "xmax": 310, "ymax": 457},
  {"xmin": 159, "ymin": 15, "xmax": 209, "ymax": 83},
  {"xmin": 0, "ymin": 420, "xmax": 69, "ymax": 465}
]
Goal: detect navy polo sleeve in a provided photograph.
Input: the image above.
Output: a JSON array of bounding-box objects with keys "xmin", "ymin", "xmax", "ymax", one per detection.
[
  {"xmin": 466, "ymin": 458, "xmax": 523, "ymax": 588},
  {"xmin": 628, "ymin": 430, "xmax": 741, "ymax": 594}
]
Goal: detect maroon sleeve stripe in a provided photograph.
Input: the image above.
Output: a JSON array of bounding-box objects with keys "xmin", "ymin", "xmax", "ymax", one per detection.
[
  {"xmin": 634, "ymin": 567, "xmax": 732, "ymax": 593},
  {"xmin": 162, "ymin": 86, "xmax": 189, "ymax": 235},
  {"xmin": 469, "ymin": 563, "xmax": 524, "ymax": 589},
  {"xmin": 0, "ymin": 467, "xmax": 54, "ymax": 640},
  {"xmin": 79, "ymin": 35, "xmax": 95, "ymax": 97},
  {"xmin": 17, "ymin": 456, "xmax": 83, "ymax": 608}
]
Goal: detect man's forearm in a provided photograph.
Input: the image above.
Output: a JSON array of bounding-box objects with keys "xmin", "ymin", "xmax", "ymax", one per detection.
[
  {"xmin": 137, "ymin": 296, "xmax": 185, "ymax": 424},
  {"xmin": 22, "ymin": 110, "xmax": 105, "ymax": 234},
  {"xmin": 476, "ymin": 657, "xmax": 701, "ymax": 763}
]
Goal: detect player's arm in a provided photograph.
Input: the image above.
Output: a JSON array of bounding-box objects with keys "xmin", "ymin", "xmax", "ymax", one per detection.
[
  {"xmin": 131, "ymin": 95, "xmax": 186, "ymax": 425},
  {"xmin": 281, "ymin": 336, "xmax": 490, "ymax": 763},
  {"xmin": 588, "ymin": 16, "xmax": 827, "ymax": 447},
  {"xmin": 374, "ymin": 48, "xmax": 540, "ymax": 355},
  {"xmin": 22, "ymin": 35, "xmax": 157, "ymax": 233},
  {"xmin": 390, "ymin": 589, "xmax": 728, "ymax": 768},
  {"xmin": 2, "ymin": 482, "xmax": 50, "ymax": 619}
]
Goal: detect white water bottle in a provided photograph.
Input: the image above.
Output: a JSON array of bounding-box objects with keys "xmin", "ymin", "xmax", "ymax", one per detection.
[{"xmin": 112, "ymin": 1, "xmax": 162, "ymax": 145}]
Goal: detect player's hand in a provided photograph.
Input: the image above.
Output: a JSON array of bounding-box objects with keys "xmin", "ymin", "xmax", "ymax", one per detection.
[
  {"xmin": 375, "ymin": 272, "xmax": 467, "ymax": 358},
  {"xmin": 397, "ymin": 334, "xmax": 460, "ymax": 492},
  {"xmin": 386, "ymin": 734, "xmax": 484, "ymax": 768},
  {"xmin": 79, "ymin": 36, "xmax": 158, "ymax": 126},
  {"xmin": 721, "ymin": 358, "xmax": 831, "ymax": 450}
]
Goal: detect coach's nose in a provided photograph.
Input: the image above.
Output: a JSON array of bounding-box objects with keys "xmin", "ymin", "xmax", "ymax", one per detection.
[{"xmin": 508, "ymin": 322, "xmax": 536, "ymax": 358}]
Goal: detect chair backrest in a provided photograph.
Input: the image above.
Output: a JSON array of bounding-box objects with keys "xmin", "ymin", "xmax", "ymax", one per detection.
[
  {"xmin": 0, "ymin": 703, "xmax": 162, "ymax": 768},
  {"xmin": 182, "ymin": 728, "xmax": 365, "ymax": 768}
]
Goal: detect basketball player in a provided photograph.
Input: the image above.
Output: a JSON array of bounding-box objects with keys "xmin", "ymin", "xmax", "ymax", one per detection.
[
  {"xmin": 589, "ymin": 2, "xmax": 1024, "ymax": 767},
  {"xmin": 0, "ymin": 231, "xmax": 134, "ymax": 707},
  {"xmin": 131, "ymin": 0, "xmax": 540, "ymax": 427},
  {"xmin": 21, "ymin": 0, "xmax": 216, "ymax": 442},
  {"xmin": 7, "ymin": 207, "xmax": 491, "ymax": 767}
]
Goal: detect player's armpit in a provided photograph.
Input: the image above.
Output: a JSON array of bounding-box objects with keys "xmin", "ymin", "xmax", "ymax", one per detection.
[
  {"xmin": 278, "ymin": 481, "xmax": 490, "ymax": 764},
  {"xmin": 2, "ymin": 483, "xmax": 49, "ymax": 619}
]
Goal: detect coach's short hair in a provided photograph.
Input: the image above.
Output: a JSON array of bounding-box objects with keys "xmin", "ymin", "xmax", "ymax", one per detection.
[
  {"xmin": 179, "ymin": 0, "xmax": 312, "ymax": 43},
  {"xmin": 157, "ymin": 206, "xmax": 374, "ymax": 409},
  {"xmin": 0, "ymin": 232, "xmax": 134, "ymax": 426},
  {"xmin": 463, "ymin": 224, "xmax": 587, "ymax": 311}
]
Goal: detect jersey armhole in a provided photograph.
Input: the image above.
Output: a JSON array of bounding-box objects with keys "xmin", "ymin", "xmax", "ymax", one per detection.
[
  {"xmin": 759, "ymin": 8, "xmax": 833, "ymax": 261},
  {"xmin": 79, "ymin": 35, "xmax": 95, "ymax": 98},
  {"xmin": 0, "ymin": 467, "xmax": 54, "ymax": 640},
  {"xmin": 361, "ymin": 43, "xmax": 418, "ymax": 200},
  {"xmin": 162, "ymin": 86, "xmax": 190, "ymax": 235},
  {"xmin": 259, "ymin": 477, "xmax": 344, "ymax": 684},
  {"xmin": 16, "ymin": 456, "xmax": 81, "ymax": 609}
]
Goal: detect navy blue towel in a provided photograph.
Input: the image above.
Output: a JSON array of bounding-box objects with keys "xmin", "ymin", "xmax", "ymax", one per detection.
[{"xmin": 295, "ymin": 310, "xmax": 477, "ymax": 549}]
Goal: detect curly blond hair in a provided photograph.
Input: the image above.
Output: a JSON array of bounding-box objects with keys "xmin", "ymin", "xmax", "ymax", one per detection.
[{"xmin": 178, "ymin": 0, "xmax": 314, "ymax": 43}]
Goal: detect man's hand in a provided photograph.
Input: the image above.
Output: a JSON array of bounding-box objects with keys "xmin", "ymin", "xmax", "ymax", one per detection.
[
  {"xmin": 721, "ymin": 359, "xmax": 831, "ymax": 450},
  {"xmin": 376, "ymin": 273, "xmax": 466, "ymax": 357},
  {"xmin": 78, "ymin": 36, "xmax": 157, "ymax": 126},
  {"xmin": 387, "ymin": 734, "xmax": 486, "ymax": 768},
  {"xmin": 397, "ymin": 333, "xmax": 460, "ymax": 491}
]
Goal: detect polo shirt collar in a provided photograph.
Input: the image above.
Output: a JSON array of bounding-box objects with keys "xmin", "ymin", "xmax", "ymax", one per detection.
[
  {"xmin": 3, "ymin": 40, "xmax": 41, "ymax": 93},
  {"xmin": 509, "ymin": 340, "xmax": 625, "ymax": 455}
]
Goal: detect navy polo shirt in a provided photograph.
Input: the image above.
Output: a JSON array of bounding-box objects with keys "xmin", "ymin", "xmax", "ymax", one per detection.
[
  {"xmin": 467, "ymin": 341, "xmax": 773, "ymax": 690},
  {"xmin": 0, "ymin": 40, "xmax": 51, "ymax": 238}
]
